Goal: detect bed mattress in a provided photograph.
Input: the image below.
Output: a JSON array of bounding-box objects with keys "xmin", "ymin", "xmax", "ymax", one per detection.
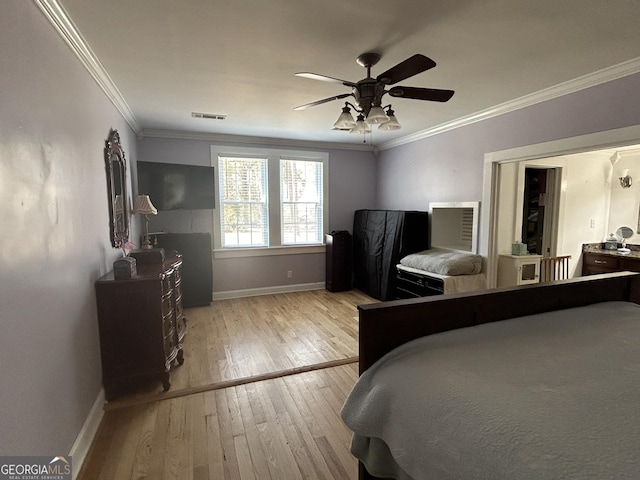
[
  {"xmin": 341, "ymin": 301, "xmax": 640, "ymax": 480},
  {"xmin": 396, "ymin": 264, "xmax": 486, "ymax": 296}
]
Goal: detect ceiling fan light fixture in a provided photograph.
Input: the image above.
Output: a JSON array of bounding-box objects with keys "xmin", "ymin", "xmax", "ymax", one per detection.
[
  {"xmin": 365, "ymin": 105, "xmax": 389, "ymax": 125},
  {"xmin": 295, "ymin": 53, "xmax": 453, "ymax": 134},
  {"xmin": 378, "ymin": 107, "xmax": 401, "ymax": 130},
  {"xmin": 350, "ymin": 114, "xmax": 371, "ymax": 134},
  {"xmin": 333, "ymin": 105, "xmax": 357, "ymax": 130}
]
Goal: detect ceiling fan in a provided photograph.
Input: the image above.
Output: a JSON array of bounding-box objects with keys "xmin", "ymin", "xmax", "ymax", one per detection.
[{"xmin": 294, "ymin": 52, "xmax": 454, "ymax": 132}]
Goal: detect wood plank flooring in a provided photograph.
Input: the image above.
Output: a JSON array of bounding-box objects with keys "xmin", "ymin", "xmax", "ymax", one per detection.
[{"xmin": 77, "ymin": 288, "xmax": 376, "ymax": 480}]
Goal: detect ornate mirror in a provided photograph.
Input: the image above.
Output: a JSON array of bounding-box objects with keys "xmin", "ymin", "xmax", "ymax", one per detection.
[{"xmin": 104, "ymin": 129, "xmax": 129, "ymax": 247}]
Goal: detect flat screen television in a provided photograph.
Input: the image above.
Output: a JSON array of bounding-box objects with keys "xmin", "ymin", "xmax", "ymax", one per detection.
[{"xmin": 137, "ymin": 161, "xmax": 215, "ymax": 211}]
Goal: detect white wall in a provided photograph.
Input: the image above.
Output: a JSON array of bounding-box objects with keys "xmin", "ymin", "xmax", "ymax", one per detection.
[
  {"xmin": 0, "ymin": 0, "xmax": 140, "ymax": 457},
  {"xmin": 558, "ymin": 153, "xmax": 613, "ymax": 275}
]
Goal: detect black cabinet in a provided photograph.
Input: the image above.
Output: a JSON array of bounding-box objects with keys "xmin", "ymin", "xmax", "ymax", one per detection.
[
  {"xmin": 353, "ymin": 210, "xmax": 429, "ymax": 300},
  {"xmin": 149, "ymin": 233, "xmax": 213, "ymax": 307},
  {"xmin": 325, "ymin": 231, "xmax": 352, "ymax": 292}
]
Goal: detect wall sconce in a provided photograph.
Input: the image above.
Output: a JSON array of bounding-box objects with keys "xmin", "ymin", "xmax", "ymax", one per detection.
[
  {"xmin": 133, "ymin": 195, "xmax": 158, "ymax": 249},
  {"xmin": 620, "ymin": 169, "xmax": 632, "ymax": 188}
]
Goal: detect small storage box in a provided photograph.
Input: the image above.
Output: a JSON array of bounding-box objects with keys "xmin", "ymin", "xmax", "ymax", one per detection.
[
  {"xmin": 511, "ymin": 242, "xmax": 528, "ymax": 255},
  {"xmin": 113, "ymin": 256, "xmax": 137, "ymax": 280}
]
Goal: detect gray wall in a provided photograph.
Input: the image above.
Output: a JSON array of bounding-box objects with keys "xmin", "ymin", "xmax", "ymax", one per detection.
[
  {"xmin": 0, "ymin": 0, "xmax": 140, "ymax": 455},
  {"xmin": 376, "ymin": 72, "xmax": 640, "ymax": 211},
  {"xmin": 137, "ymin": 137, "xmax": 377, "ymax": 293}
]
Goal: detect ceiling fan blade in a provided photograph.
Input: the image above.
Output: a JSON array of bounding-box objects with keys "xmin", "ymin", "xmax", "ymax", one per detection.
[
  {"xmin": 295, "ymin": 72, "xmax": 357, "ymax": 87},
  {"xmin": 388, "ymin": 86, "xmax": 455, "ymax": 102},
  {"xmin": 377, "ymin": 54, "xmax": 437, "ymax": 85},
  {"xmin": 293, "ymin": 93, "xmax": 352, "ymax": 111}
]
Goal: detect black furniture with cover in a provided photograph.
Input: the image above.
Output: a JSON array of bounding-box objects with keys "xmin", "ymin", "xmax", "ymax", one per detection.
[{"xmin": 353, "ymin": 209, "xmax": 429, "ymax": 300}]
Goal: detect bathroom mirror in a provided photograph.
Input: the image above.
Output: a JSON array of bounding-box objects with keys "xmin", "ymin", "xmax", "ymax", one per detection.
[
  {"xmin": 616, "ymin": 226, "xmax": 633, "ymax": 253},
  {"xmin": 104, "ymin": 129, "xmax": 129, "ymax": 248}
]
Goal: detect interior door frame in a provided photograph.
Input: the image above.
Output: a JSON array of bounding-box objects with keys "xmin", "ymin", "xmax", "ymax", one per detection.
[{"xmin": 481, "ymin": 124, "xmax": 640, "ymax": 288}]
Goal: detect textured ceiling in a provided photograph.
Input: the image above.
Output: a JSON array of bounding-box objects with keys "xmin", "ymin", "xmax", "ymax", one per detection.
[{"xmin": 56, "ymin": 0, "xmax": 640, "ymax": 147}]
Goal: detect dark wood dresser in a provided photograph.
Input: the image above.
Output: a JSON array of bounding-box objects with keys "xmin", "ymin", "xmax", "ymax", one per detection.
[{"xmin": 95, "ymin": 251, "xmax": 186, "ymax": 400}]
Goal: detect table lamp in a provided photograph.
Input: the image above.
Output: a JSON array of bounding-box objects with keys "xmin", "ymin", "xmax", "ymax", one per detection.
[{"xmin": 133, "ymin": 195, "xmax": 158, "ymax": 249}]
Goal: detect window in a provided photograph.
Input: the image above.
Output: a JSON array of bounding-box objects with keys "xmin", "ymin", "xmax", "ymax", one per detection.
[
  {"xmin": 280, "ymin": 159, "xmax": 323, "ymax": 245},
  {"xmin": 218, "ymin": 156, "xmax": 268, "ymax": 247},
  {"xmin": 212, "ymin": 146, "xmax": 328, "ymax": 253}
]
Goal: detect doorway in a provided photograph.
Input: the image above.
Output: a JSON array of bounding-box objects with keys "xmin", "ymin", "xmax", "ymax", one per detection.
[
  {"xmin": 481, "ymin": 123, "xmax": 640, "ymax": 288},
  {"xmin": 521, "ymin": 167, "xmax": 558, "ymax": 256}
]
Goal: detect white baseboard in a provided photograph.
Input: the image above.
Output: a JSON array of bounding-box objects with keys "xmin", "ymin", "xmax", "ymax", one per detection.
[
  {"xmin": 213, "ymin": 282, "xmax": 324, "ymax": 300},
  {"xmin": 69, "ymin": 388, "xmax": 105, "ymax": 480}
]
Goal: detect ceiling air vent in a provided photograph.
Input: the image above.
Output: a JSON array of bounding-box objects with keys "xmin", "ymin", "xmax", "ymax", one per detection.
[{"xmin": 191, "ymin": 112, "xmax": 227, "ymax": 120}]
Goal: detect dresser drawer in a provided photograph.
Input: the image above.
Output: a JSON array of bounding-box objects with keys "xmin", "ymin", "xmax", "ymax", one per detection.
[
  {"xmin": 162, "ymin": 310, "xmax": 175, "ymax": 337},
  {"xmin": 582, "ymin": 253, "xmax": 620, "ymax": 275},
  {"xmin": 161, "ymin": 271, "xmax": 173, "ymax": 294},
  {"xmin": 620, "ymin": 256, "xmax": 640, "ymax": 272},
  {"xmin": 161, "ymin": 293, "xmax": 173, "ymax": 317},
  {"xmin": 175, "ymin": 293, "xmax": 184, "ymax": 319},
  {"xmin": 583, "ymin": 254, "xmax": 619, "ymax": 269}
]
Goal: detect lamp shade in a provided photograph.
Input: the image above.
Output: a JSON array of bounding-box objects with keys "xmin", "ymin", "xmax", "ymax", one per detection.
[
  {"xmin": 333, "ymin": 105, "xmax": 357, "ymax": 130},
  {"xmin": 133, "ymin": 195, "xmax": 158, "ymax": 215},
  {"xmin": 378, "ymin": 108, "xmax": 401, "ymax": 130},
  {"xmin": 350, "ymin": 114, "xmax": 372, "ymax": 134},
  {"xmin": 365, "ymin": 105, "xmax": 389, "ymax": 125}
]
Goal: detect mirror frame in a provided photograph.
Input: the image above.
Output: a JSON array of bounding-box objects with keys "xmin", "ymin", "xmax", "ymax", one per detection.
[{"xmin": 104, "ymin": 129, "xmax": 129, "ymax": 248}]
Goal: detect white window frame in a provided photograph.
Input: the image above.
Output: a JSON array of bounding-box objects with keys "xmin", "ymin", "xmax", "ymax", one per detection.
[{"xmin": 211, "ymin": 145, "xmax": 329, "ymax": 258}]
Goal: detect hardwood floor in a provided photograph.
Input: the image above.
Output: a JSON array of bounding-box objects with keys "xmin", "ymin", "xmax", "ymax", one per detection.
[{"xmin": 78, "ymin": 288, "xmax": 376, "ymax": 480}]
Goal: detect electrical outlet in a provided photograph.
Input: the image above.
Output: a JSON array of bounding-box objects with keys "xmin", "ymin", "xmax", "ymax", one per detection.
[
  {"xmin": 287, "ymin": 270, "xmax": 292, "ymax": 278},
  {"xmin": 590, "ymin": 218, "xmax": 596, "ymax": 228}
]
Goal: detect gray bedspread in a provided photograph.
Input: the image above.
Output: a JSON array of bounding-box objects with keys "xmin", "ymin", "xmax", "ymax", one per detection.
[{"xmin": 341, "ymin": 301, "xmax": 640, "ymax": 480}]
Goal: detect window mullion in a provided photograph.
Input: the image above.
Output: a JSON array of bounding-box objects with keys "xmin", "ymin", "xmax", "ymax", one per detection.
[{"xmin": 268, "ymin": 155, "xmax": 281, "ymax": 246}]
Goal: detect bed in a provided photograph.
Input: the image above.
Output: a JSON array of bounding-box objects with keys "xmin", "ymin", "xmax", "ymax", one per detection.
[
  {"xmin": 396, "ymin": 248, "xmax": 486, "ymax": 297},
  {"xmin": 342, "ymin": 271, "xmax": 640, "ymax": 480}
]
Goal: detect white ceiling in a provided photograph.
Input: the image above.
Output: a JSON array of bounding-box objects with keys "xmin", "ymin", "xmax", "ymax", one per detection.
[{"xmin": 53, "ymin": 0, "xmax": 640, "ymax": 148}]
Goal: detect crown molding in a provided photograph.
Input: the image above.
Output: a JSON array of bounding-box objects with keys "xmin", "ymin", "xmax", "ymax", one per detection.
[
  {"xmin": 34, "ymin": 0, "xmax": 142, "ymax": 135},
  {"xmin": 140, "ymin": 128, "xmax": 375, "ymax": 152},
  {"xmin": 36, "ymin": 0, "xmax": 640, "ymax": 153},
  {"xmin": 378, "ymin": 57, "xmax": 640, "ymax": 151}
]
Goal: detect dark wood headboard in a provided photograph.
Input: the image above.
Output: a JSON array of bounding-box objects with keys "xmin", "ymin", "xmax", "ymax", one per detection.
[{"xmin": 358, "ymin": 272, "xmax": 640, "ymax": 374}]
